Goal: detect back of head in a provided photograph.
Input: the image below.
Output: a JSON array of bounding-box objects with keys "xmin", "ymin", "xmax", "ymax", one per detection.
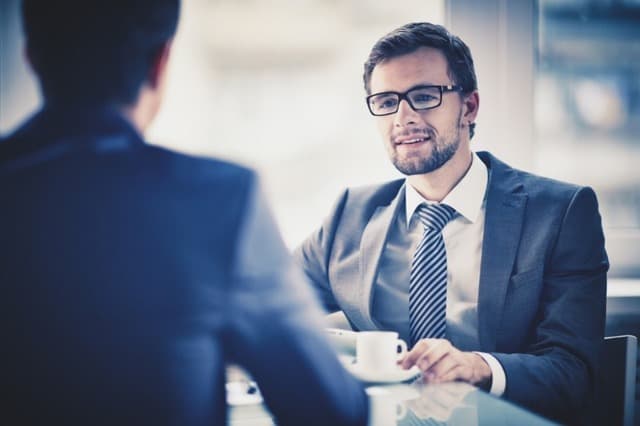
[{"xmin": 22, "ymin": 0, "xmax": 180, "ymax": 107}]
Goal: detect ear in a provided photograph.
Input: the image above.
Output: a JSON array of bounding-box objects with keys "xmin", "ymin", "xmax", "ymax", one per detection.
[
  {"xmin": 147, "ymin": 39, "xmax": 173, "ymax": 90},
  {"xmin": 462, "ymin": 90, "xmax": 479, "ymax": 126}
]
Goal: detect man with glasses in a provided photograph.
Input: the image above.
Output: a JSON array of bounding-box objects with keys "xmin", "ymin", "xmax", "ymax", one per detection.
[{"xmin": 295, "ymin": 22, "xmax": 608, "ymax": 423}]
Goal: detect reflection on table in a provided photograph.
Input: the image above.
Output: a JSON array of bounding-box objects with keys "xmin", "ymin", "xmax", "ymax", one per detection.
[{"xmin": 227, "ymin": 374, "xmax": 556, "ymax": 426}]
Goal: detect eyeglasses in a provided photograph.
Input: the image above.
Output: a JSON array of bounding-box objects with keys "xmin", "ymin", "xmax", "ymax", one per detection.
[{"xmin": 366, "ymin": 84, "xmax": 463, "ymax": 116}]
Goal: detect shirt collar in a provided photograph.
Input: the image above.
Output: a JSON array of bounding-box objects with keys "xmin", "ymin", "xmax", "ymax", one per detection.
[{"xmin": 405, "ymin": 151, "xmax": 488, "ymax": 226}]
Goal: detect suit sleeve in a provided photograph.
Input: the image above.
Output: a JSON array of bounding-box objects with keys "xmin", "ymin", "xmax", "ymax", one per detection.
[
  {"xmin": 225, "ymin": 176, "xmax": 367, "ymax": 426},
  {"xmin": 491, "ymin": 186, "xmax": 608, "ymax": 422},
  {"xmin": 292, "ymin": 189, "xmax": 350, "ymax": 313}
]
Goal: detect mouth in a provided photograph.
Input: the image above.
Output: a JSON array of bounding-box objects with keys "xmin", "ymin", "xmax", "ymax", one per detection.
[{"xmin": 394, "ymin": 136, "xmax": 431, "ymax": 145}]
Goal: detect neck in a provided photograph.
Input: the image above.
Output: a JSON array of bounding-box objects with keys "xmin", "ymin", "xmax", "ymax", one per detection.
[
  {"xmin": 120, "ymin": 84, "xmax": 161, "ymax": 135},
  {"xmin": 120, "ymin": 101, "xmax": 149, "ymax": 135},
  {"xmin": 406, "ymin": 143, "xmax": 473, "ymax": 202}
]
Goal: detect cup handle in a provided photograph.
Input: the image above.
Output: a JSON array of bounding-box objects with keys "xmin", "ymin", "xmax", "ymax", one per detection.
[{"xmin": 397, "ymin": 339, "xmax": 407, "ymax": 357}]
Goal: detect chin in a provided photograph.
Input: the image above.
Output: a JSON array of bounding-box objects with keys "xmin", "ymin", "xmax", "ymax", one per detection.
[{"xmin": 393, "ymin": 154, "xmax": 452, "ymax": 175}]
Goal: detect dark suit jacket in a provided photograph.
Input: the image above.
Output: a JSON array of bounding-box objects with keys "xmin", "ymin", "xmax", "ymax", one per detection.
[
  {"xmin": 294, "ymin": 151, "xmax": 609, "ymax": 423},
  {"xmin": 1, "ymin": 107, "xmax": 367, "ymax": 426}
]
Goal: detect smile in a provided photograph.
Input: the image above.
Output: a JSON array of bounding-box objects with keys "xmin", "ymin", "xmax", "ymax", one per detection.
[{"xmin": 395, "ymin": 136, "xmax": 431, "ymax": 145}]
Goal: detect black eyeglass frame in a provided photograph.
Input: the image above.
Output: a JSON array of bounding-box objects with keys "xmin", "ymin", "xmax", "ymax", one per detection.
[{"xmin": 366, "ymin": 84, "xmax": 464, "ymax": 116}]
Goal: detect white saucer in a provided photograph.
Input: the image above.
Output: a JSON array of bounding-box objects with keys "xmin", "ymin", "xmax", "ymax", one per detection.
[{"xmin": 346, "ymin": 363, "xmax": 421, "ymax": 384}]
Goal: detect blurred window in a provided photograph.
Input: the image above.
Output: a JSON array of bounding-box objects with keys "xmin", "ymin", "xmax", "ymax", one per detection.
[
  {"xmin": 536, "ymin": 0, "xmax": 640, "ymax": 277},
  {"xmin": 149, "ymin": 0, "xmax": 446, "ymax": 247}
]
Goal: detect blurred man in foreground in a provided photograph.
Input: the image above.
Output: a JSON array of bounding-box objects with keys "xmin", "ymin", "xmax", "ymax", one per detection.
[{"xmin": 0, "ymin": 1, "xmax": 367, "ymax": 425}]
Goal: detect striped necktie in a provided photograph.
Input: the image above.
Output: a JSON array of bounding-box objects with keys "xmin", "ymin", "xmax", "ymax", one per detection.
[{"xmin": 409, "ymin": 203, "xmax": 456, "ymax": 346}]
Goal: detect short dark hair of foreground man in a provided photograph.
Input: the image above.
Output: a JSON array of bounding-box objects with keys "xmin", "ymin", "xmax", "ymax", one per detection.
[{"xmin": 0, "ymin": 1, "xmax": 368, "ymax": 425}]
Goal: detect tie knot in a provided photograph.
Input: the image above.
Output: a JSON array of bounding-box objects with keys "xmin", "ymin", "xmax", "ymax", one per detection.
[{"xmin": 416, "ymin": 203, "xmax": 456, "ymax": 232}]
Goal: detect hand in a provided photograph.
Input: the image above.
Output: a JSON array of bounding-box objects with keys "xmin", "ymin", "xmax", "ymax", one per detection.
[{"xmin": 400, "ymin": 338, "xmax": 492, "ymax": 388}]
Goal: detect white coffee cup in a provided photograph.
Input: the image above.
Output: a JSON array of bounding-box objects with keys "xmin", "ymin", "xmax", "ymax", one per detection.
[
  {"xmin": 356, "ymin": 331, "xmax": 407, "ymax": 373},
  {"xmin": 366, "ymin": 386, "xmax": 407, "ymax": 426}
]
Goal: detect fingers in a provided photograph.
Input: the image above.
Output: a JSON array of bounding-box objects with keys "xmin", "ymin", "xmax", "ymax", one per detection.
[
  {"xmin": 415, "ymin": 339, "xmax": 451, "ymax": 374},
  {"xmin": 401, "ymin": 338, "xmax": 449, "ymax": 369},
  {"xmin": 403, "ymin": 339, "xmax": 479, "ymax": 384},
  {"xmin": 399, "ymin": 339, "xmax": 426, "ymax": 368},
  {"xmin": 422, "ymin": 352, "xmax": 459, "ymax": 383},
  {"xmin": 437, "ymin": 364, "xmax": 469, "ymax": 383}
]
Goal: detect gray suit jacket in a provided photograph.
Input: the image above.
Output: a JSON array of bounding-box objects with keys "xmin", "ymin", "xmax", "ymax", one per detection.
[{"xmin": 294, "ymin": 151, "xmax": 609, "ymax": 423}]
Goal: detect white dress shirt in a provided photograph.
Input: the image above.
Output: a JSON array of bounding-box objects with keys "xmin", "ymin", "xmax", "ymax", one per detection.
[{"xmin": 371, "ymin": 152, "xmax": 506, "ymax": 396}]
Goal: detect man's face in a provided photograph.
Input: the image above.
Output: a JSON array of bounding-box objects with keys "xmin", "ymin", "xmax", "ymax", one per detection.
[{"xmin": 369, "ymin": 47, "xmax": 469, "ymax": 175}]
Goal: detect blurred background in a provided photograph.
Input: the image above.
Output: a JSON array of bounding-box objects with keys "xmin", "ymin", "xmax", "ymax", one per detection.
[{"xmin": 1, "ymin": 0, "xmax": 639, "ymax": 415}]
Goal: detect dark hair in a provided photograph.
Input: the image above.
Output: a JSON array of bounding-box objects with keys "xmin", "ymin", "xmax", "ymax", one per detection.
[
  {"xmin": 22, "ymin": 0, "xmax": 180, "ymax": 106},
  {"xmin": 363, "ymin": 22, "xmax": 477, "ymax": 138}
]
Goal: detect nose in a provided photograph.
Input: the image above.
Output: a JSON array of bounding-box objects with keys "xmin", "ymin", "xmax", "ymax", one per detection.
[{"xmin": 393, "ymin": 99, "xmax": 420, "ymax": 127}]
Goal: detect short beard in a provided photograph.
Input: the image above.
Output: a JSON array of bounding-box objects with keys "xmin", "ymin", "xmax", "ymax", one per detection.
[{"xmin": 390, "ymin": 114, "xmax": 462, "ymax": 175}]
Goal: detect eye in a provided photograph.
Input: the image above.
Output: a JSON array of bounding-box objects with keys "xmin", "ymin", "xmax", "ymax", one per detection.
[
  {"xmin": 373, "ymin": 95, "xmax": 399, "ymax": 110},
  {"xmin": 412, "ymin": 93, "xmax": 437, "ymax": 103},
  {"xmin": 409, "ymin": 87, "xmax": 441, "ymax": 107},
  {"xmin": 379, "ymin": 97, "xmax": 398, "ymax": 109}
]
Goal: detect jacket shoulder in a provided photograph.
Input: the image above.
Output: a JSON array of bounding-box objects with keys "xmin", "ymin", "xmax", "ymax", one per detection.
[
  {"xmin": 139, "ymin": 144, "xmax": 256, "ymax": 189},
  {"xmin": 344, "ymin": 178, "xmax": 405, "ymax": 208},
  {"xmin": 480, "ymin": 151, "xmax": 587, "ymax": 203}
]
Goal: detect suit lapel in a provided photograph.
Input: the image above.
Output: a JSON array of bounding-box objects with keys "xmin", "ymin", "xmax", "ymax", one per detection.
[
  {"xmin": 355, "ymin": 184, "xmax": 406, "ymax": 329},
  {"xmin": 477, "ymin": 152, "xmax": 528, "ymax": 351}
]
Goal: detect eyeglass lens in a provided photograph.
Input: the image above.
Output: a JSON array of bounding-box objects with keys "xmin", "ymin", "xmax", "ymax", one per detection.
[{"xmin": 368, "ymin": 86, "xmax": 442, "ymax": 115}]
